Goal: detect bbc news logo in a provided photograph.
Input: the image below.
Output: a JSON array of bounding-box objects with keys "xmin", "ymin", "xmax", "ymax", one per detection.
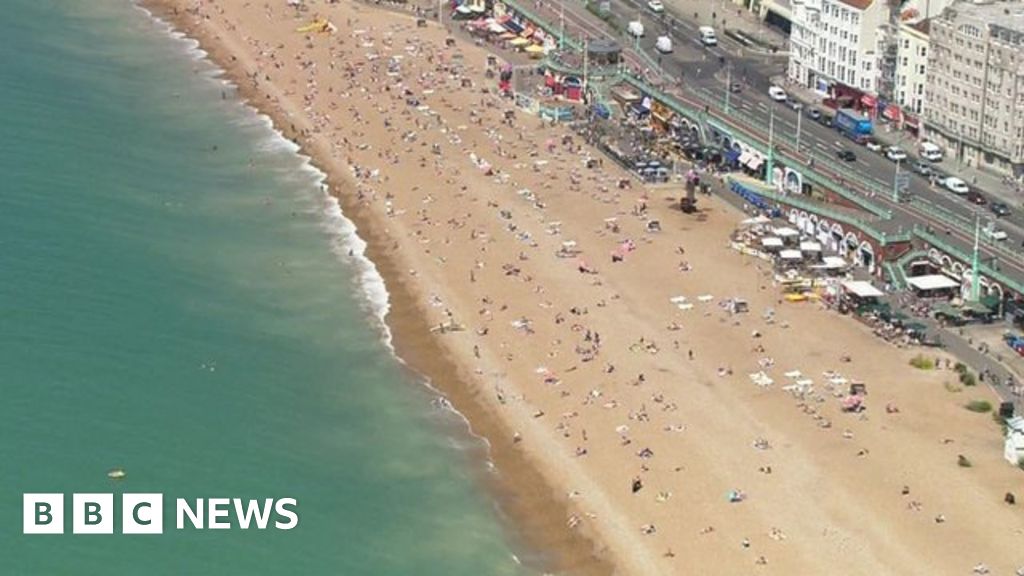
[{"xmin": 23, "ymin": 494, "xmax": 298, "ymax": 534}]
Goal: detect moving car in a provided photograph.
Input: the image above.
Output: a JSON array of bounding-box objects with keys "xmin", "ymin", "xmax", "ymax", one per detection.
[
  {"xmin": 818, "ymin": 114, "xmax": 833, "ymax": 127},
  {"xmin": 647, "ymin": 0, "xmax": 664, "ymax": 12},
  {"xmin": 885, "ymin": 146, "xmax": 907, "ymax": 162},
  {"xmin": 655, "ymin": 35, "xmax": 672, "ymax": 53},
  {"xmin": 836, "ymin": 149, "xmax": 856, "ymax": 162},
  {"xmin": 807, "ymin": 108, "xmax": 821, "ymax": 121},
  {"xmin": 698, "ymin": 26, "xmax": 718, "ymax": 46},
  {"xmin": 991, "ymin": 202, "xmax": 1011, "ymax": 217},
  {"xmin": 864, "ymin": 139, "xmax": 882, "ymax": 152},
  {"xmin": 919, "ymin": 141, "xmax": 944, "ymax": 162},
  {"xmin": 911, "ymin": 160, "xmax": 932, "ymax": 176},
  {"xmin": 627, "ymin": 20, "xmax": 644, "ymax": 37},
  {"xmin": 729, "ymin": 82, "xmax": 742, "ymax": 93},
  {"xmin": 983, "ymin": 223, "xmax": 1009, "ymax": 241},
  {"xmin": 967, "ymin": 190, "xmax": 987, "ymax": 205},
  {"xmin": 768, "ymin": 85, "xmax": 787, "ymax": 102},
  {"xmin": 944, "ymin": 176, "xmax": 970, "ymax": 195}
]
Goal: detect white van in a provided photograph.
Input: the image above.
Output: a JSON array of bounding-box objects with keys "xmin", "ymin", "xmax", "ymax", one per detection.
[
  {"xmin": 919, "ymin": 141, "xmax": 944, "ymax": 162},
  {"xmin": 627, "ymin": 20, "xmax": 644, "ymax": 38},
  {"xmin": 698, "ymin": 26, "xmax": 718, "ymax": 46},
  {"xmin": 655, "ymin": 35, "xmax": 672, "ymax": 53}
]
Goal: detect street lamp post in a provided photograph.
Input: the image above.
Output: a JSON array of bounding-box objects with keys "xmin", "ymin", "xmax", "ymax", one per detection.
[
  {"xmin": 724, "ymin": 65, "xmax": 731, "ymax": 114},
  {"xmin": 795, "ymin": 108, "xmax": 803, "ymax": 153},
  {"xmin": 970, "ymin": 215, "xmax": 981, "ymax": 301},
  {"xmin": 892, "ymin": 160, "xmax": 900, "ymax": 202},
  {"xmin": 559, "ymin": 0, "xmax": 565, "ymax": 49},
  {"xmin": 766, "ymin": 104, "xmax": 775, "ymax": 185}
]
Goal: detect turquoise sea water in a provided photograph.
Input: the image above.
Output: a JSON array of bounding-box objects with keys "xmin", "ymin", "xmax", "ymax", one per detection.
[{"xmin": 0, "ymin": 1, "xmax": 533, "ymax": 573}]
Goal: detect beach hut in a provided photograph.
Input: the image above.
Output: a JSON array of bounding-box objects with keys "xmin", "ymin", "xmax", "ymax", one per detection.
[{"xmin": 1005, "ymin": 417, "xmax": 1024, "ymax": 466}]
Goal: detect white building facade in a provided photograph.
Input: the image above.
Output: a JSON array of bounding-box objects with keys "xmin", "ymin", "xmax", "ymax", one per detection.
[
  {"xmin": 788, "ymin": 0, "xmax": 891, "ymax": 95},
  {"xmin": 894, "ymin": 19, "xmax": 930, "ymax": 115}
]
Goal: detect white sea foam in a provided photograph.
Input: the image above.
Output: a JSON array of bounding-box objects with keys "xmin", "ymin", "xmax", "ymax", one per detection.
[{"xmin": 134, "ymin": 0, "xmax": 496, "ymax": 465}]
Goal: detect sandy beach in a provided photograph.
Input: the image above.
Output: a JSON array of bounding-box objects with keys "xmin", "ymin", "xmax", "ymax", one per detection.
[{"xmin": 144, "ymin": 1, "xmax": 1024, "ymax": 573}]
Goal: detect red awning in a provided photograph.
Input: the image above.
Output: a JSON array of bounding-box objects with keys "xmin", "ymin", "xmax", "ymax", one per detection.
[
  {"xmin": 861, "ymin": 94, "xmax": 877, "ymax": 108},
  {"xmin": 883, "ymin": 104, "xmax": 902, "ymax": 122}
]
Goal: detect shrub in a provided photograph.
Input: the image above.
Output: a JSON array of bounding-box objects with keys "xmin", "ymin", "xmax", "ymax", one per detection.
[
  {"xmin": 965, "ymin": 400, "xmax": 993, "ymax": 413},
  {"xmin": 1018, "ymin": 457, "xmax": 1024, "ymax": 471},
  {"xmin": 959, "ymin": 371, "xmax": 977, "ymax": 387},
  {"xmin": 909, "ymin": 354, "xmax": 935, "ymax": 370},
  {"xmin": 944, "ymin": 381, "xmax": 962, "ymax": 393},
  {"xmin": 954, "ymin": 362, "xmax": 968, "ymax": 375}
]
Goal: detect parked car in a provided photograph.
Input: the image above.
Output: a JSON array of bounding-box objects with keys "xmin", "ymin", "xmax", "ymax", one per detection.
[
  {"xmin": 785, "ymin": 98, "xmax": 802, "ymax": 111},
  {"xmin": 944, "ymin": 176, "xmax": 970, "ymax": 195},
  {"xmin": 768, "ymin": 85, "xmax": 787, "ymax": 102},
  {"xmin": 818, "ymin": 114, "xmax": 833, "ymax": 127},
  {"xmin": 983, "ymin": 224, "xmax": 1009, "ymax": 241},
  {"xmin": 885, "ymin": 146, "xmax": 908, "ymax": 162},
  {"xmin": 729, "ymin": 82, "xmax": 742, "ymax": 93},
  {"xmin": 836, "ymin": 149, "xmax": 856, "ymax": 162},
  {"xmin": 807, "ymin": 108, "xmax": 821, "ymax": 120},
  {"xmin": 864, "ymin": 139, "xmax": 882, "ymax": 152},
  {"xmin": 911, "ymin": 160, "xmax": 932, "ymax": 176},
  {"xmin": 991, "ymin": 201, "xmax": 1012, "ymax": 217},
  {"xmin": 967, "ymin": 190, "xmax": 987, "ymax": 205},
  {"xmin": 627, "ymin": 20, "xmax": 644, "ymax": 37},
  {"xmin": 647, "ymin": 0, "xmax": 664, "ymax": 12}
]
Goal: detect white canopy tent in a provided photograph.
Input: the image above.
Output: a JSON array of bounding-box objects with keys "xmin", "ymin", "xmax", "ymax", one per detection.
[
  {"xmin": 799, "ymin": 241, "xmax": 822, "ymax": 252},
  {"xmin": 774, "ymin": 226, "xmax": 800, "ymax": 238},
  {"xmin": 761, "ymin": 237, "xmax": 783, "ymax": 248},
  {"xmin": 814, "ymin": 256, "xmax": 847, "ymax": 270},
  {"xmin": 907, "ymin": 274, "xmax": 959, "ymax": 292},
  {"xmin": 779, "ymin": 249, "xmax": 803, "ymax": 260},
  {"xmin": 841, "ymin": 280, "xmax": 884, "ymax": 298}
]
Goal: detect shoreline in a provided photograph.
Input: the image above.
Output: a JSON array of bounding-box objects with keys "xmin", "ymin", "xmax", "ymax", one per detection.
[{"xmin": 137, "ymin": 1, "xmax": 616, "ymax": 573}]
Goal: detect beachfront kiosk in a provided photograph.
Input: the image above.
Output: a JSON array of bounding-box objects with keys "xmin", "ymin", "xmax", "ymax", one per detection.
[
  {"xmin": 906, "ymin": 274, "xmax": 959, "ymax": 298},
  {"xmin": 839, "ymin": 280, "xmax": 883, "ymax": 314}
]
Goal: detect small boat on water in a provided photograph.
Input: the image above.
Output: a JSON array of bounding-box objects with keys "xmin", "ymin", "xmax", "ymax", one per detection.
[{"xmin": 107, "ymin": 468, "xmax": 126, "ymax": 480}]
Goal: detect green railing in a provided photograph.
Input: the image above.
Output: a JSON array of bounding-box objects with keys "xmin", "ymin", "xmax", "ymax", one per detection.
[
  {"xmin": 883, "ymin": 261, "xmax": 907, "ymax": 290},
  {"xmin": 726, "ymin": 176, "xmax": 911, "ymax": 245},
  {"xmin": 689, "ymin": 86, "xmax": 896, "ymax": 199},
  {"xmin": 709, "ymin": 117, "xmax": 893, "ymax": 220},
  {"xmin": 913, "ymin": 227, "xmax": 1024, "ymax": 295}
]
